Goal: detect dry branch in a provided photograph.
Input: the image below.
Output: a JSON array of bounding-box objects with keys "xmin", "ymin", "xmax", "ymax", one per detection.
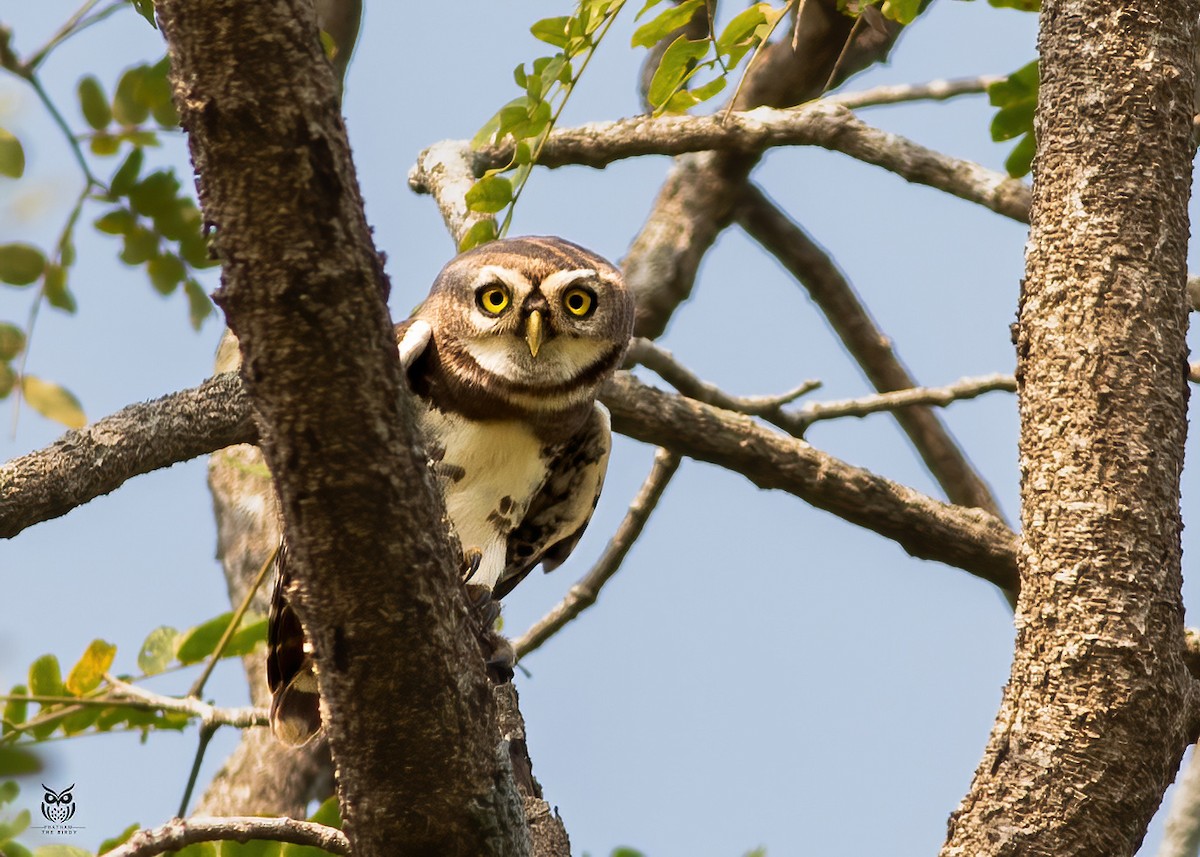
[
  {"xmin": 101, "ymin": 816, "xmax": 349, "ymax": 857},
  {"xmin": 0, "ymin": 373, "xmax": 253, "ymax": 539},
  {"xmin": 736, "ymin": 184, "xmax": 1008, "ymax": 520},
  {"xmin": 514, "ymin": 448, "xmax": 681, "ymax": 660},
  {"xmin": 826, "ymin": 75, "xmax": 1003, "ymax": 110},
  {"xmin": 601, "ymin": 373, "xmax": 1019, "ymax": 591}
]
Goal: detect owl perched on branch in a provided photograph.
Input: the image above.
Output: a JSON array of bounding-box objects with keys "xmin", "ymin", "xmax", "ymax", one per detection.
[{"xmin": 267, "ymin": 236, "xmax": 635, "ymax": 745}]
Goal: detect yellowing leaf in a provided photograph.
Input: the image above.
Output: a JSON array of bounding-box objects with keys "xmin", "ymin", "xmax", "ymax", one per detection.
[
  {"xmin": 21, "ymin": 376, "xmax": 86, "ymax": 429},
  {"xmin": 65, "ymin": 639, "xmax": 117, "ymax": 695},
  {"xmin": 0, "ymin": 129, "xmax": 25, "ymax": 179}
]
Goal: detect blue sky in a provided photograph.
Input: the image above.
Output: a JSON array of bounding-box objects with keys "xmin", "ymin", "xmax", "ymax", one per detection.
[{"xmin": 2, "ymin": 2, "xmax": 1197, "ymax": 855}]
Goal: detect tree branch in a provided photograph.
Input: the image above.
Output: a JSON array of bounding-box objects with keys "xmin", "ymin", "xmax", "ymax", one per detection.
[
  {"xmin": 513, "ymin": 448, "xmax": 681, "ymax": 661},
  {"xmin": 825, "ymin": 75, "xmax": 1003, "ymax": 110},
  {"xmin": 791, "ymin": 374, "xmax": 1016, "ymax": 429},
  {"xmin": 601, "ymin": 373, "xmax": 1019, "ymax": 592},
  {"xmin": 0, "ymin": 372, "xmax": 253, "ymax": 539},
  {"xmin": 105, "ymin": 676, "xmax": 268, "ymax": 730},
  {"xmin": 735, "ymin": 184, "xmax": 1009, "ymax": 521},
  {"xmin": 101, "ymin": 816, "xmax": 349, "ymax": 857}
]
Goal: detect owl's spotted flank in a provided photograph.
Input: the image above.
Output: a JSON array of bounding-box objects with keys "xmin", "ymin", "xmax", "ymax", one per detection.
[{"xmin": 268, "ymin": 236, "xmax": 635, "ymax": 745}]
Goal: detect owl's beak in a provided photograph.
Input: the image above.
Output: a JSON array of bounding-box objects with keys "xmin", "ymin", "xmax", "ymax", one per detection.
[{"xmin": 524, "ymin": 310, "xmax": 544, "ymax": 358}]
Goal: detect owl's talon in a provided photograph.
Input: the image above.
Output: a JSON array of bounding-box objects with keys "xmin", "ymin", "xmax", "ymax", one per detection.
[{"xmin": 461, "ymin": 547, "xmax": 483, "ymax": 582}]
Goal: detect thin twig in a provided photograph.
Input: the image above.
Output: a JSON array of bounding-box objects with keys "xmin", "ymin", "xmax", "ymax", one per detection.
[
  {"xmin": 101, "ymin": 816, "xmax": 350, "ymax": 857},
  {"xmin": 106, "ymin": 676, "xmax": 268, "ymax": 729},
  {"xmin": 735, "ymin": 183, "xmax": 1009, "ymax": 522},
  {"xmin": 628, "ymin": 337, "xmax": 820, "ymax": 416},
  {"xmin": 514, "ymin": 448, "xmax": 681, "ymax": 660},
  {"xmin": 187, "ymin": 543, "xmax": 277, "ymax": 699},
  {"xmin": 179, "ymin": 723, "xmax": 216, "ymax": 818},
  {"xmin": 25, "ymin": 0, "xmax": 126, "ymax": 70},
  {"xmin": 825, "ymin": 75, "xmax": 1003, "ymax": 110},
  {"xmin": 787, "ymin": 374, "xmax": 1016, "ymax": 431}
]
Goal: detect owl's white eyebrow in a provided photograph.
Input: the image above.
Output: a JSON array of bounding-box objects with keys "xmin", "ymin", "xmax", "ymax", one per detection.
[
  {"xmin": 472, "ymin": 266, "xmax": 531, "ymax": 292},
  {"xmin": 541, "ymin": 269, "xmax": 597, "ymax": 291}
]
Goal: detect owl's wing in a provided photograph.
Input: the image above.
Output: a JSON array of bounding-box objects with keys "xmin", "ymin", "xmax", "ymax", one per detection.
[
  {"xmin": 266, "ymin": 542, "xmax": 322, "ymax": 746},
  {"xmin": 495, "ymin": 404, "xmax": 612, "ymax": 599},
  {"xmin": 396, "ymin": 318, "xmax": 432, "ymax": 371}
]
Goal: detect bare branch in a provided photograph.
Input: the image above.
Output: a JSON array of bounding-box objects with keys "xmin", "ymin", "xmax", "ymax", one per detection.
[
  {"xmin": 407, "ymin": 140, "xmax": 487, "ymax": 248},
  {"xmin": 601, "ymin": 373, "xmax": 1019, "ymax": 592},
  {"xmin": 1, "ymin": 367, "xmax": 1019, "ymax": 595},
  {"xmin": 101, "ymin": 816, "xmax": 349, "ymax": 857},
  {"xmin": 513, "ymin": 448, "xmax": 681, "ymax": 661},
  {"xmin": 459, "ymin": 103, "xmax": 1031, "ymax": 223},
  {"xmin": 791, "ymin": 374, "xmax": 1016, "ymax": 429},
  {"xmin": 0, "ymin": 372, "xmax": 254, "ymax": 539},
  {"xmin": 736, "ymin": 184, "xmax": 1008, "ymax": 520},
  {"xmin": 628, "ymin": 338, "xmax": 821, "ymax": 416},
  {"xmin": 825, "ymin": 75, "xmax": 1003, "ymax": 110},
  {"xmin": 106, "ymin": 676, "xmax": 268, "ymax": 730}
]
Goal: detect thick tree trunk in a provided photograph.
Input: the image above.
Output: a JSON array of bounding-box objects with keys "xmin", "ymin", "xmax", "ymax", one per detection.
[
  {"xmin": 941, "ymin": 1, "xmax": 1197, "ymax": 854},
  {"xmin": 155, "ymin": 2, "xmax": 529, "ymax": 855}
]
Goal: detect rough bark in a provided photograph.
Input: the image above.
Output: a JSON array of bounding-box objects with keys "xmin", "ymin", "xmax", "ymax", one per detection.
[
  {"xmin": 941, "ymin": 0, "xmax": 1198, "ymax": 853},
  {"xmin": 156, "ymin": 2, "xmax": 527, "ymax": 855}
]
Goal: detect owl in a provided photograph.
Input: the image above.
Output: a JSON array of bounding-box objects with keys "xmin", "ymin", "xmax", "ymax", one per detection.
[
  {"xmin": 41, "ymin": 784, "xmax": 76, "ymax": 824},
  {"xmin": 267, "ymin": 236, "xmax": 635, "ymax": 745}
]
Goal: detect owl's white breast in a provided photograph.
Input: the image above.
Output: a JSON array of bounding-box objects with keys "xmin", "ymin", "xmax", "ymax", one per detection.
[{"xmin": 416, "ymin": 404, "xmax": 551, "ymax": 590}]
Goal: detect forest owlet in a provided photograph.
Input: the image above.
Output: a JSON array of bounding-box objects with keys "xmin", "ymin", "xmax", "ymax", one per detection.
[{"xmin": 267, "ymin": 236, "xmax": 635, "ymax": 745}]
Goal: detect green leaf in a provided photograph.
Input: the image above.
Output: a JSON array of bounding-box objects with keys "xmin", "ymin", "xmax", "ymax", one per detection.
[
  {"xmin": 465, "ymin": 175, "xmax": 514, "ymax": 213},
  {"xmin": 530, "ymin": 16, "xmax": 572, "ymax": 48},
  {"xmin": 0, "ymin": 747, "xmax": 41, "ymax": 777},
  {"xmin": 635, "ymin": 0, "xmax": 669, "ymax": 20},
  {"xmin": 610, "ymin": 849, "xmax": 647, "ymax": 857},
  {"xmin": 0, "ymin": 363, "xmax": 14, "ymax": 399},
  {"xmin": 3, "ymin": 686, "xmax": 28, "ymax": 735},
  {"xmin": 632, "ymin": 0, "xmax": 705, "ymax": 48},
  {"xmin": 0, "ymin": 129, "xmax": 24, "ymax": 179},
  {"xmin": 128, "ymin": 170, "xmax": 182, "ymax": 220},
  {"xmin": 130, "ymin": 0, "xmax": 157, "ymax": 27},
  {"xmin": 77, "ymin": 76, "xmax": 112, "ymax": 130},
  {"xmin": 458, "ymin": 219, "xmax": 498, "ymax": 252},
  {"xmin": 989, "ymin": 0, "xmax": 1038, "ymax": 8},
  {"xmin": 225, "ymin": 618, "xmax": 268, "ymax": 657},
  {"xmin": 21, "ymin": 377, "xmax": 86, "ymax": 429},
  {"xmin": 0, "ymin": 323, "xmax": 25, "ymax": 360},
  {"xmin": 184, "ymin": 279, "xmax": 213, "ymax": 330},
  {"xmin": 120, "ymin": 228, "xmax": 158, "ymax": 266},
  {"xmin": 180, "ymin": 227, "xmax": 213, "ymax": 269},
  {"xmin": 28, "ymin": 655, "xmax": 63, "ymax": 698},
  {"xmin": 65, "ymin": 639, "xmax": 117, "ymax": 695},
  {"xmin": 60, "ymin": 705, "xmax": 101, "ymax": 736},
  {"xmin": 0, "ymin": 781, "xmax": 18, "ymax": 806},
  {"xmin": 716, "ymin": 5, "xmax": 768, "ymax": 55},
  {"xmin": 646, "ymin": 36, "xmax": 710, "ymax": 111},
  {"xmin": 138, "ymin": 626, "xmax": 179, "ymax": 676},
  {"xmin": 113, "ymin": 66, "xmax": 151, "ymax": 126},
  {"xmin": 170, "ymin": 843, "xmax": 218, "ymax": 857},
  {"xmin": 0, "ymin": 808, "xmax": 31, "ymax": 841},
  {"xmin": 4, "ymin": 843, "xmax": 33, "ymax": 857},
  {"xmin": 176, "ymin": 612, "xmax": 265, "ymax": 665},
  {"xmin": 43, "ymin": 266, "xmax": 76, "ymax": 314},
  {"xmin": 95, "ymin": 209, "xmax": 137, "ymax": 235},
  {"xmin": 881, "ymin": 0, "xmax": 923, "ymax": 22},
  {"xmin": 147, "ymin": 253, "xmax": 185, "ymax": 295},
  {"xmin": 110, "ymin": 148, "xmax": 145, "ymax": 197},
  {"xmin": 0, "ymin": 244, "xmax": 46, "ymax": 286},
  {"xmin": 221, "ymin": 840, "xmax": 282, "ymax": 857},
  {"xmin": 98, "ymin": 823, "xmax": 140, "ymax": 854},
  {"xmin": 1004, "ymin": 131, "xmax": 1036, "ymax": 177},
  {"xmin": 89, "ymin": 132, "xmax": 120, "ymax": 157}
]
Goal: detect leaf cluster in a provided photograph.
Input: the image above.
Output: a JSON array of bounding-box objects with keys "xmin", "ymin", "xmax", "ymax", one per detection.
[{"xmin": 1, "ymin": 611, "xmax": 265, "ymax": 750}]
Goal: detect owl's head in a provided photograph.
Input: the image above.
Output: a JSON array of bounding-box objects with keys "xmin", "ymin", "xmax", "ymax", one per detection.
[{"xmin": 418, "ymin": 236, "xmax": 634, "ymax": 395}]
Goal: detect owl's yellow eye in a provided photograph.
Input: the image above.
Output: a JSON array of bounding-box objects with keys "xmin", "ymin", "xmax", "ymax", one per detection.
[
  {"xmin": 562, "ymin": 287, "xmax": 594, "ymax": 317},
  {"xmin": 477, "ymin": 285, "xmax": 510, "ymax": 315}
]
